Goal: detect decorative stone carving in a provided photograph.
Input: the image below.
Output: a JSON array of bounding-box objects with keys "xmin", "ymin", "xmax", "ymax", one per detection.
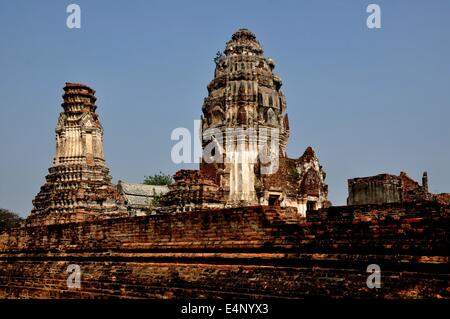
[{"xmin": 347, "ymin": 171, "xmax": 450, "ymax": 206}]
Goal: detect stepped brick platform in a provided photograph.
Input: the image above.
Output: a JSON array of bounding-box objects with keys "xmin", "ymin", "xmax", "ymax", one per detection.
[
  {"xmin": 0, "ymin": 201, "xmax": 448, "ymax": 299},
  {"xmin": 27, "ymin": 83, "xmax": 127, "ymax": 226}
]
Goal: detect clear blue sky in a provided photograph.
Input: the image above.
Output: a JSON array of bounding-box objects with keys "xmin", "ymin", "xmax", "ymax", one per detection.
[{"xmin": 1, "ymin": 0, "xmax": 449, "ymax": 217}]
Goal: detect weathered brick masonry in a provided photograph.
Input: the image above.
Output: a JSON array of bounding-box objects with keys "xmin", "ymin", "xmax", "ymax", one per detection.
[{"xmin": 0, "ymin": 202, "xmax": 448, "ymax": 299}]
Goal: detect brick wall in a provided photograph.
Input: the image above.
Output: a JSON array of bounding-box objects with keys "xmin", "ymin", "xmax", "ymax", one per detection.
[{"xmin": 0, "ymin": 203, "xmax": 448, "ymax": 299}]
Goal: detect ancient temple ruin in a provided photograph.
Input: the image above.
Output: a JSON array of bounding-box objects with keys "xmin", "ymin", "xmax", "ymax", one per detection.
[
  {"xmin": 27, "ymin": 83, "xmax": 126, "ymax": 225},
  {"xmin": 162, "ymin": 29, "xmax": 330, "ymax": 215},
  {"xmin": 0, "ymin": 29, "xmax": 449, "ymax": 301},
  {"xmin": 117, "ymin": 181, "xmax": 169, "ymax": 216},
  {"xmin": 348, "ymin": 171, "xmax": 450, "ymax": 206}
]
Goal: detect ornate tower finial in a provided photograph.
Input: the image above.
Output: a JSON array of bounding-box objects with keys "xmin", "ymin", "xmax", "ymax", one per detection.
[{"xmin": 224, "ymin": 28, "xmax": 264, "ymax": 57}]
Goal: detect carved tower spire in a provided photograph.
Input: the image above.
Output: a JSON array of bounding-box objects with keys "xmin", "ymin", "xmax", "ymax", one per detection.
[{"xmin": 28, "ymin": 83, "xmax": 126, "ymax": 225}]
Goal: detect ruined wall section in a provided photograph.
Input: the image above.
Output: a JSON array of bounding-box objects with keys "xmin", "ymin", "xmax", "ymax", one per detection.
[{"xmin": 0, "ymin": 202, "xmax": 448, "ymax": 299}]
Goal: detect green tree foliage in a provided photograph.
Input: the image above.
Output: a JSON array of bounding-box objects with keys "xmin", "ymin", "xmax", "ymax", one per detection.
[
  {"xmin": 143, "ymin": 172, "xmax": 174, "ymax": 186},
  {"xmin": 0, "ymin": 208, "xmax": 24, "ymax": 232}
]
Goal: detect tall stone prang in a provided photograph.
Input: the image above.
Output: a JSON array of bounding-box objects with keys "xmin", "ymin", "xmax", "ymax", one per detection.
[
  {"xmin": 163, "ymin": 29, "xmax": 330, "ymax": 216},
  {"xmin": 201, "ymin": 29, "xmax": 288, "ymax": 205},
  {"xmin": 28, "ymin": 83, "xmax": 126, "ymax": 225}
]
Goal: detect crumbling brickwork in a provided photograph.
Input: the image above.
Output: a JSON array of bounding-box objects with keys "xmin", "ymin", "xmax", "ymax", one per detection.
[
  {"xmin": 0, "ymin": 202, "xmax": 448, "ymax": 299},
  {"xmin": 160, "ymin": 170, "xmax": 223, "ymax": 210}
]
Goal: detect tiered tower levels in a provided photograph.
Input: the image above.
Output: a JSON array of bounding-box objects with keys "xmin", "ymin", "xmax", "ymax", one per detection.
[{"xmin": 28, "ymin": 83, "xmax": 126, "ymax": 225}]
